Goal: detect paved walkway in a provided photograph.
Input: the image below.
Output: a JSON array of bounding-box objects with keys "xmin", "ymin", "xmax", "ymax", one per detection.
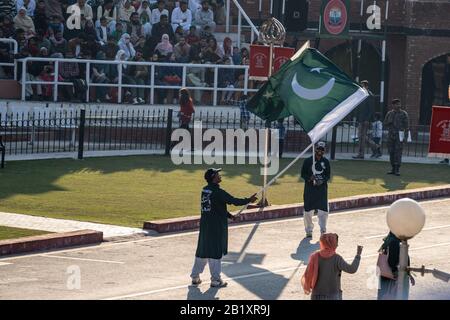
[
  {"xmin": 0, "ymin": 212, "xmax": 148, "ymax": 239},
  {"xmin": 0, "ymin": 198, "xmax": 449, "ymax": 300}
]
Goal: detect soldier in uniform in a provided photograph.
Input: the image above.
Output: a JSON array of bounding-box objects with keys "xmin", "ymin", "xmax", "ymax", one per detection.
[
  {"xmin": 190, "ymin": 168, "xmax": 257, "ymax": 287},
  {"xmin": 301, "ymin": 141, "xmax": 331, "ymax": 238},
  {"xmin": 384, "ymin": 99, "xmax": 409, "ymax": 176}
]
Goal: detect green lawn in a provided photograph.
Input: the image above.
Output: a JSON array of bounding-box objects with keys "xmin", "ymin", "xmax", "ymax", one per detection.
[
  {"xmin": 0, "ymin": 226, "xmax": 49, "ymax": 241},
  {"xmin": 0, "ymin": 155, "xmax": 448, "ymax": 227}
]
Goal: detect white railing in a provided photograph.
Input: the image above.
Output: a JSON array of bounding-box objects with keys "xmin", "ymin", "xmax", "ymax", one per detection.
[
  {"xmin": 19, "ymin": 57, "xmax": 258, "ymax": 105},
  {"xmin": 0, "ymin": 38, "xmax": 18, "ymax": 80},
  {"xmin": 226, "ymin": 0, "xmax": 260, "ymax": 47}
]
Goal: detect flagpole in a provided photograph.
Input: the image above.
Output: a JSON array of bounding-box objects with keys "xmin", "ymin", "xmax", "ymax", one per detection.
[
  {"xmin": 236, "ymin": 142, "xmax": 314, "ymax": 217},
  {"xmin": 261, "ymin": 42, "xmax": 274, "ymax": 207}
]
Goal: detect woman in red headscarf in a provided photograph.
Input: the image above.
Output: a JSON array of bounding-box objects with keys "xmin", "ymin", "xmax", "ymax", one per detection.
[{"xmin": 301, "ymin": 233, "xmax": 363, "ymax": 300}]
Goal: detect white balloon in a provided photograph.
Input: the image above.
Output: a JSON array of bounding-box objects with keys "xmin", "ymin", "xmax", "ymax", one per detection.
[{"xmin": 387, "ymin": 198, "xmax": 426, "ymax": 240}]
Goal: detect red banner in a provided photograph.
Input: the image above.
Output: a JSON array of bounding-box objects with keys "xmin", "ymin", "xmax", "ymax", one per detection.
[
  {"xmin": 249, "ymin": 45, "xmax": 270, "ymax": 80},
  {"xmin": 428, "ymin": 106, "xmax": 450, "ymax": 157},
  {"xmin": 273, "ymin": 47, "xmax": 295, "ymax": 73},
  {"xmin": 249, "ymin": 45, "xmax": 295, "ymax": 80}
]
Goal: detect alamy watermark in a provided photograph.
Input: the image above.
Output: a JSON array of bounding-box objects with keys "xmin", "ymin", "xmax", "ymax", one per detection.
[
  {"xmin": 66, "ymin": 265, "xmax": 81, "ymax": 290},
  {"xmin": 66, "ymin": 5, "xmax": 82, "ymax": 30},
  {"xmin": 170, "ymin": 121, "xmax": 280, "ymax": 175}
]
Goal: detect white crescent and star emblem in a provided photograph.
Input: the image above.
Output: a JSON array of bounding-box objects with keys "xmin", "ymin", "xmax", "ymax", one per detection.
[{"xmin": 291, "ymin": 68, "xmax": 335, "ymax": 101}]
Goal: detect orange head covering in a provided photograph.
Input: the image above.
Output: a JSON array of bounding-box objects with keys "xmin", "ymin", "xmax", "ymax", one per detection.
[{"xmin": 301, "ymin": 233, "xmax": 338, "ymax": 295}]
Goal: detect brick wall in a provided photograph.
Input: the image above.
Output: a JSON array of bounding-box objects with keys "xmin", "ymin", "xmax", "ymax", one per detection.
[{"xmin": 404, "ymin": 36, "xmax": 450, "ymax": 125}]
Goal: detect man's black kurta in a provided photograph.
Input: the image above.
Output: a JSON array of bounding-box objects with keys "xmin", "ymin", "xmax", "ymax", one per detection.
[
  {"xmin": 301, "ymin": 156, "xmax": 331, "ymax": 212},
  {"xmin": 195, "ymin": 183, "xmax": 251, "ymax": 260}
]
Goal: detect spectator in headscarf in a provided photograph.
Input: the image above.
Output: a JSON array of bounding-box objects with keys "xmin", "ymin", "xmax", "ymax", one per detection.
[
  {"xmin": 117, "ymin": 33, "xmax": 136, "ymax": 60},
  {"xmin": 14, "ymin": 7, "xmax": 36, "ymax": 35},
  {"xmin": 16, "ymin": 0, "xmax": 36, "ymax": 17},
  {"xmin": 137, "ymin": 0, "xmax": 151, "ymax": 24},
  {"xmin": 115, "ymin": 48, "xmax": 139, "ymax": 104},
  {"xmin": 301, "ymin": 233, "xmax": 363, "ymax": 300},
  {"xmin": 154, "ymin": 33, "xmax": 173, "ymax": 58}
]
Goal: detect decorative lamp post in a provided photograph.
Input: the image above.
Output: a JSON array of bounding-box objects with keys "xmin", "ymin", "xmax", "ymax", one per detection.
[{"xmin": 386, "ymin": 198, "xmax": 426, "ymax": 300}]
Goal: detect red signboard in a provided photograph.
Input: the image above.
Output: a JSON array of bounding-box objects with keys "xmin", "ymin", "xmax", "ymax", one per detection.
[
  {"xmin": 428, "ymin": 106, "xmax": 450, "ymax": 158},
  {"xmin": 273, "ymin": 47, "xmax": 295, "ymax": 73},
  {"xmin": 249, "ymin": 45, "xmax": 295, "ymax": 80},
  {"xmin": 249, "ymin": 45, "xmax": 270, "ymax": 80}
]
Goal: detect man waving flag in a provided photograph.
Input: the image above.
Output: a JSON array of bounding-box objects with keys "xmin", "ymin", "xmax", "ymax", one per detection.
[{"xmin": 247, "ymin": 42, "xmax": 368, "ymax": 144}]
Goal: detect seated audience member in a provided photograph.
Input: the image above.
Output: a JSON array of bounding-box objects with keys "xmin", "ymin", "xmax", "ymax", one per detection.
[
  {"xmin": 117, "ymin": 33, "xmax": 136, "ymax": 60},
  {"xmin": 119, "ymin": 0, "xmax": 136, "ymax": 24},
  {"xmin": 96, "ymin": 16, "xmax": 111, "ymax": 46},
  {"xmin": 193, "ymin": 0, "xmax": 215, "ymax": 33},
  {"xmin": 151, "ymin": 0, "xmax": 169, "ymax": 25},
  {"xmin": 14, "ymin": 6, "xmax": 36, "ymax": 36},
  {"xmin": 151, "ymin": 14, "xmax": 175, "ymax": 47},
  {"xmin": 171, "ymin": 0, "xmax": 192, "ymax": 33},
  {"xmin": 111, "ymin": 21, "xmax": 125, "ymax": 42},
  {"xmin": 127, "ymin": 12, "xmax": 144, "ymax": 45},
  {"xmin": 173, "ymin": 36, "xmax": 191, "ymax": 63},
  {"xmin": 96, "ymin": 0, "xmax": 117, "ymax": 30},
  {"xmin": 154, "ymin": 33, "xmax": 173, "ymax": 58},
  {"xmin": 186, "ymin": 25, "xmax": 200, "ymax": 45}
]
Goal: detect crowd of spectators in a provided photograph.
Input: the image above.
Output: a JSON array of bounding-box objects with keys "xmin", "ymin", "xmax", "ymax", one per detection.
[{"xmin": 0, "ymin": 0, "xmax": 252, "ymax": 104}]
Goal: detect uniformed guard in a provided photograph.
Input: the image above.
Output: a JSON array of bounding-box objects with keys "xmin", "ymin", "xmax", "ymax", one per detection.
[
  {"xmin": 301, "ymin": 141, "xmax": 331, "ymax": 238},
  {"xmin": 384, "ymin": 99, "xmax": 409, "ymax": 176},
  {"xmin": 190, "ymin": 168, "xmax": 257, "ymax": 287}
]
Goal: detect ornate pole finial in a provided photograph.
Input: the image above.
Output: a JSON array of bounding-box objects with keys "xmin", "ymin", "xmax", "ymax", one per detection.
[{"xmin": 259, "ymin": 17, "xmax": 286, "ymax": 46}]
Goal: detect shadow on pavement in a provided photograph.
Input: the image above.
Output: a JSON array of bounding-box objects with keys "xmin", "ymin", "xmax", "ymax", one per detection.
[
  {"xmin": 290, "ymin": 237, "xmax": 320, "ymax": 263},
  {"xmin": 187, "ymin": 285, "xmax": 219, "ymax": 300}
]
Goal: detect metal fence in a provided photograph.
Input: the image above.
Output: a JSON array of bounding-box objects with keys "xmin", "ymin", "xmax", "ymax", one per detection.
[
  {"xmin": 0, "ymin": 38, "xmax": 18, "ymax": 80},
  {"xmin": 19, "ymin": 57, "xmax": 258, "ymax": 106},
  {"xmin": 0, "ymin": 109, "xmax": 432, "ymax": 160}
]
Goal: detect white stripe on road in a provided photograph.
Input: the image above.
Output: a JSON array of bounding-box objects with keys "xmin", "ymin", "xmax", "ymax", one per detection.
[
  {"xmin": 40, "ymin": 254, "xmax": 125, "ymax": 264},
  {"xmin": 103, "ymin": 241, "xmax": 450, "ymax": 300},
  {"xmin": 365, "ymin": 225, "xmax": 450, "ymax": 239},
  {"xmin": 1, "ymin": 197, "xmax": 449, "ymax": 262},
  {"xmin": 0, "ymin": 262, "xmax": 13, "ymax": 266}
]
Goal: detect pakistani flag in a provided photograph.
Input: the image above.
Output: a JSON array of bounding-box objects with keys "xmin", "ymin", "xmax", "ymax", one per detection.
[{"xmin": 247, "ymin": 44, "xmax": 368, "ymax": 143}]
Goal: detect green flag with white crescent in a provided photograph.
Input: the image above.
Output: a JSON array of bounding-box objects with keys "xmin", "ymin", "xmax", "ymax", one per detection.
[{"xmin": 247, "ymin": 43, "xmax": 368, "ymax": 144}]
